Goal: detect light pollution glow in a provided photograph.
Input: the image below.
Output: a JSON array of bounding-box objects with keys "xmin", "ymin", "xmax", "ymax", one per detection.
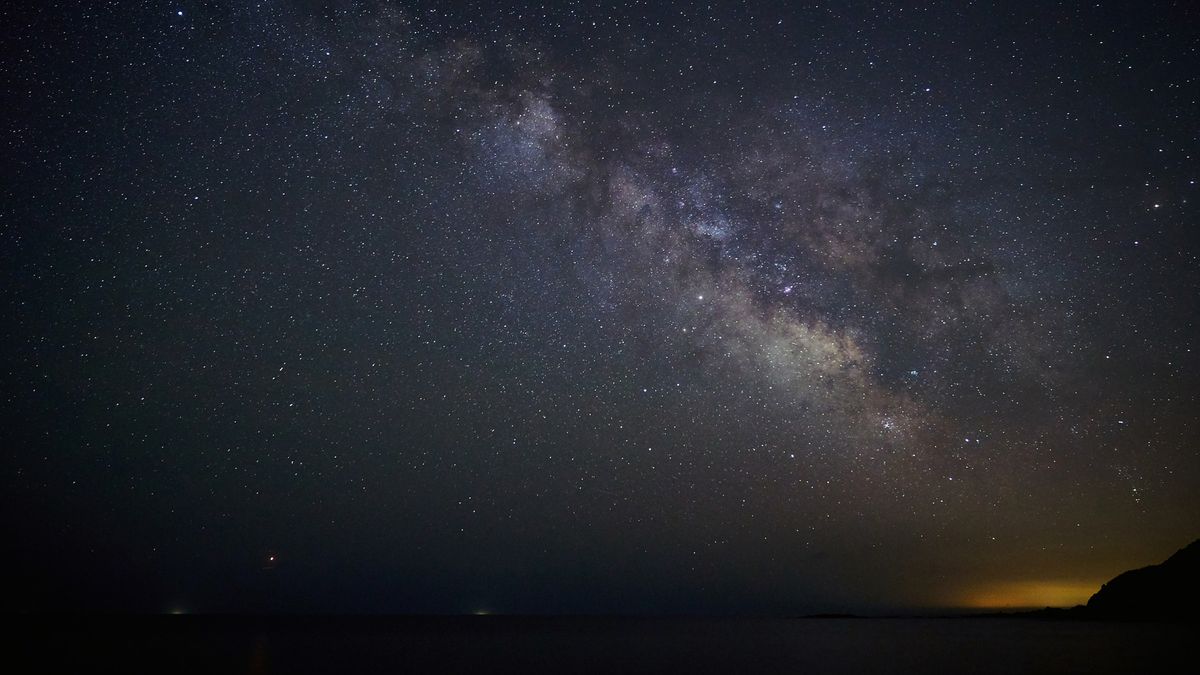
[{"xmin": 955, "ymin": 580, "xmax": 1106, "ymax": 610}]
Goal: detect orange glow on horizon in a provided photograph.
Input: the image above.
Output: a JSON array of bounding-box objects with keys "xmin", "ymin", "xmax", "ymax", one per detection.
[{"xmin": 956, "ymin": 580, "xmax": 1101, "ymax": 609}]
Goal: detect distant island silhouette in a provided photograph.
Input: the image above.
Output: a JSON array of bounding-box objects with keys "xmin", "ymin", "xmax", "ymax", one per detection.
[{"xmin": 997, "ymin": 538, "xmax": 1200, "ymax": 621}]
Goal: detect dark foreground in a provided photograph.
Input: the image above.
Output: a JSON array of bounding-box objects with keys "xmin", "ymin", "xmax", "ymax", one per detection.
[{"xmin": 9, "ymin": 615, "xmax": 1193, "ymax": 673}]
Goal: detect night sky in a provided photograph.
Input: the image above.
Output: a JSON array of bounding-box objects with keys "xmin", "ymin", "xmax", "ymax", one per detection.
[{"xmin": 4, "ymin": 1, "xmax": 1198, "ymax": 615}]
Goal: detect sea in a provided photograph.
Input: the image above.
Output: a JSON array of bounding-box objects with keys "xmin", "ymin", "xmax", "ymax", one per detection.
[{"xmin": 12, "ymin": 615, "xmax": 1192, "ymax": 673}]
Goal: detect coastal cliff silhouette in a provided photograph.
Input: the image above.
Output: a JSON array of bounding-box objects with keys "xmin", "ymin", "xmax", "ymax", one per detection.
[{"xmin": 1084, "ymin": 539, "xmax": 1200, "ymax": 620}]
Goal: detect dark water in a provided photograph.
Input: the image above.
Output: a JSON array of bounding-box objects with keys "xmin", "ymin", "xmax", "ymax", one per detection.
[{"xmin": 12, "ymin": 616, "xmax": 1192, "ymax": 673}]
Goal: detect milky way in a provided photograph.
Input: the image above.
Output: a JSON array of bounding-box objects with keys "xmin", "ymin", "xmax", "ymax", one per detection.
[{"xmin": 4, "ymin": 1, "xmax": 1198, "ymax": 613}]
